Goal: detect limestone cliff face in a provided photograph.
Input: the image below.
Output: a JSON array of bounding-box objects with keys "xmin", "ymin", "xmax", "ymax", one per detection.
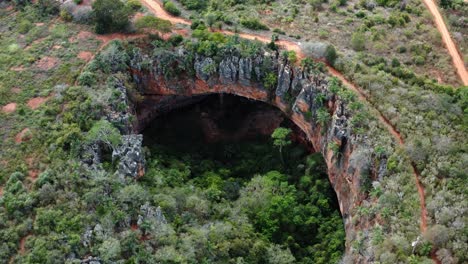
[{"xmin": 129, "ymin": 48, "xmax": 383, "ymax": 262}]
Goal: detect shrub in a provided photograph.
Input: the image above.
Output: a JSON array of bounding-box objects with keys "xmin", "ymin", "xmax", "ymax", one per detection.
[
  {"xmin": 126, "ymin": 0, "xmax": 142, "ymax": 11},
  {"xmin": 240, "ymin": 18, "xmax": 269, "ymax": 30},
  {"xmin": 72, "ymin": 6, "xmax": 93, "ymax": 24},
  {"xmin": 36, "ymin": 0, "xmax": 60, "ymax": 16},
  {"xmin": 263, "ymin": 72, "xmax": 277, "ymax": 90},
  {"xmin": 163, "ymin": 1, "xmax": 181, "ymax": 16},
  {"xmin": 92, "ymin": 0, "xmax": 130, "ymax": 34},
  {"xmin": 96, "ymin": 41, "xmax": 130, "ymax": 73},
  {"xmin": 60, "ymin": 9, "xmax": 73, "ymax": 22},
  {"xmin": 179, "ymin": 0, "xmax": 206, "ymax": 10},
  {"xmin": 168, "ymin": 34, "xmax": 184, "ymax": 46},
  {"xmin": 273, "ymin": 28, "xmax": 286, "ymax": 35},
  {"xmin": 135, "ymin": 15, "xmax": 172, "ymax": 33},
  {"xmin": 204, "ymin": 12, "xmax": 218, "ymax": 28},
  {"xmin": 351, "ymin": 31, "xmax": 365, "ymax": 51},
  {"xmin": 77, "ymin": 71, "xmax": 97, "ymax": 86},
  {"xmin": 18, "ymin": 19, "xmax": 33, "ymax": 34},
  {"xmin": 302, "ymin": 42, "xmax": 336, "ymax": 64},
  {"xmin": 61, "ymin": 1, "xmax": 77, "ymax": 14},
  {"xmin": 73, "ymin": 0, "xmax": 82, "ymax": 4},
  {"xmin": 413, "ymin": 55, "xmax": 425, "ymax": 65},
  {"xmin": 325, "ymin": 45, "xmax": 337, "ymax": 65},
  {"xmin": 287, "ymin": 51, "xmax": 297, "ymax": 63}
]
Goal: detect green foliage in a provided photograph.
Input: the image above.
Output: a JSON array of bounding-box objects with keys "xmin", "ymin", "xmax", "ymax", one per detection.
[
  {"xmin": 163, "ymin": 1, "xmax": 181, "ymax": 16},
  {"xmin": 92, "ymin": 0, "xmax": 130, "ymax": 34},
  {"xmin": 18, "ymin": 19, "xmax": 33, "ymax": 34},
  {"xmin": 60, "ymin": 9, "xmax": 73, "ymax": 22},
  {"xmin": 168, "ymin": 34, "xmax": 184, "ymax": 46},
  {"xmin": 285, "ymin": 50, "xmax": 297, "ymax": 63},
  {"xmin": 36, "ymin": 0, "xmax": 60, "ymax": 16},
  {"xmin": 316, "ymin": 108, "xmax": 331, "ymax": 126},
  {"xmin": 240, "ymin": 18, "xmax": 269, "ymax": 30},
  {"xmin": 77, "ymin": 71, "xmax": 97, "ymax": 86},
  {"xmin": 272, "ymin": 127, "xmax": 292, "ymax": 166},
  {"xmin": 86, "ymin": 119, "xmax": 122, "ymax": 149},
  {"xmin": 134, "ymin": 15, "xmax": 172, "ymax": 33},
  {"xmin": 351, "ymin": 31, "xmax": 366, "ymax": 51},
  {"xmin": 126, "ymin": 0, "xmax": 142, "ymax": 11},
  {"xmin": 325, "ymin": 44, "xmax": 337, "ymax": 65},
  {"xmin": 271, "ymin": 127, "xmax": 292, "ymax": 150},
  {"xmin": 179, "ymin": 0, "xmax": 207, "ymax": 10},
  {"xmin": 94, "ymin": 41, "xmax": 130, "ymax": 73},
  {"xmin": 263, "ymin": 72, "xmax": 277, "ymax": 90}
]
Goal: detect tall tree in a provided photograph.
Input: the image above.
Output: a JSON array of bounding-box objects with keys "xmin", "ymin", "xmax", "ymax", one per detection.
[
  {"xmin": 92, "ymin": 0, "xmax": 130, "ymax": 34},
  {"xmin": 271, "ymin": 127, "xmax": 292, "ymax": 165}
]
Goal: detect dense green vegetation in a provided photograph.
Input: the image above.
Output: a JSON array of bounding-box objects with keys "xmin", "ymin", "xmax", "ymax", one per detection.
[
  {"xmin": 1, "ymin": 0, "xmax": 467, "ymax": 263},
  {"xmin": 139, "ymin": 106, "xmax": 345, "ymax": 262},
  {"xmin": 163, "ymin": 1, "xmax": 181, "ymax": 16}
]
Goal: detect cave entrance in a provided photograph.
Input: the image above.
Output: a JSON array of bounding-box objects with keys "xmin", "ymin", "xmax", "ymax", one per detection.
[{"xmin": 140, "ymin": 94, "xmax": 345, "ymax": 262}]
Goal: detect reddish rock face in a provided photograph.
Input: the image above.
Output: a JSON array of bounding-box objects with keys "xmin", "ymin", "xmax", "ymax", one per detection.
[{"xmin": 127, "ymin": 50, "xmax": 385, "ymax": 261}]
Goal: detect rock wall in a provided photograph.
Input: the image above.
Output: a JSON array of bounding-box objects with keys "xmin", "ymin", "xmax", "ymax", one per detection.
[{"xmin": 129, "ymin": 48, "xmax": 383, "ymax": 262}]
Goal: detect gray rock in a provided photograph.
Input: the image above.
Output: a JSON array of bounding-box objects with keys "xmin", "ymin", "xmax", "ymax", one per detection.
[
  {"xmin": 377, "ymin": 158, "xmax": 387, "ymax": 180},
  {"xmin": 195, "ymin": 57, "xmax": 216, "ymax": 81},
  {"xmin": 239, "ymin": 57, "xmax": 252, "ymax": 85},
  {"xmin": 291, "ymin": 67, "xmax": 305, "ymax": 95},
  {"xmin": 112, "ymin": 134, "xmax": 145, "ymax": 178},
  {"xmin": 276, "ymin": 63, "xmax": 292, "ymax": 97},
  {"xmin": 81, "ymin": 256, "xmax": 101, "ymax": 264},
  {"xmin": 219, "ymin": 56, "xmax": 239, "ymax": 84},
  {"xmin": 82, "ymin": 228, "xmax": 93, "ymax": 247},
  {"xmin": 81, "ymin": 143, "xmax": 102, "ymax": 167},
  {"xmin": 138, "ymin": 203, "xmax": 167, "ymax": 229}
]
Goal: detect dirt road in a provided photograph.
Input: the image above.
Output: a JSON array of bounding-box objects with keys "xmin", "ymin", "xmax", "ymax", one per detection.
[
  {"xmin": 139, "ymin": 0, "xmax": 190, "ymax": 25},
  {"xmin": 422, "ymin": 0, "xmax": 468, "ymax": 85}
]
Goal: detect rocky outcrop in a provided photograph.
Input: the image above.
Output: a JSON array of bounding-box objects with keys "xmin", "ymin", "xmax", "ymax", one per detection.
[
  {"xmin": 128, "ymin": 47, "xmax": 388, "ymax": 262},
  {"xmin": 112, "ymin": 135, "xmax": 145, "ymax": 179}
]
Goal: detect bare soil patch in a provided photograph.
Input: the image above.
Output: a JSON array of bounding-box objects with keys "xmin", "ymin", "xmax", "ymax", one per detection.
[
  {"xmin": 69, "ymin": 31, "xmax": 95, "ymax": 43},
  {"xmin": 78, "ymin": 51, "xmax": 93, "ymax": 61},
  {"xmin": 15, "ymin": 128, "xmax": 32, "ymax": 143},
  {"xmin": 19, "ymin": 234, "xmax": 31, "ymax": 255},
  {"xmin": 28, "ymin": 170, "xmax": 39, "ymax": 181},
  {"xmin": 2, "ymin": 103, "xmax": 17, "ymax": 114},
  {"xmin": 11, "ymin": 87, "xmax": 22, "ymax": 94},
  {"xmin": 34, "ymin": 56, "xmax": 59, "ymax": 71},
  {"xmin": 11, "ymin": 65, "xmax": 25, "ymax": 72},
  {"xmin": 27, "ymin": 97, "xmax": 48, "ymax": 110}
]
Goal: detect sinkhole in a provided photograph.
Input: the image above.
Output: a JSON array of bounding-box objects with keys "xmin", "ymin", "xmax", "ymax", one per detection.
[{"xmin": 140, "ymin": 94, "xmax": 345, "ymax": 262}]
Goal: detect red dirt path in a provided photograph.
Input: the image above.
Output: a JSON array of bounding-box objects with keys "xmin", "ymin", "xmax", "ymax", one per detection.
[{"xmin": 422, "ymin": 0, "xmax": 468, "ymax": 85}]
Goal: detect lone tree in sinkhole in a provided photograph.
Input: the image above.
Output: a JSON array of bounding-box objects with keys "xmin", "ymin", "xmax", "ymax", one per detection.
[{"xmin": 271, "ymin": 127, "xmax": 292, "ymax": 166}]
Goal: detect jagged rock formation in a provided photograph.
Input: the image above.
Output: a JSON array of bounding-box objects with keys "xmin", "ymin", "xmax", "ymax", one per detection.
[
  {"xmin": 127, "ymin": 47, "xmax": 388, "ymax": 262},
  {"xmin": 112, "ymin": 135, "xmax": 145, "ymax": 179}
]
